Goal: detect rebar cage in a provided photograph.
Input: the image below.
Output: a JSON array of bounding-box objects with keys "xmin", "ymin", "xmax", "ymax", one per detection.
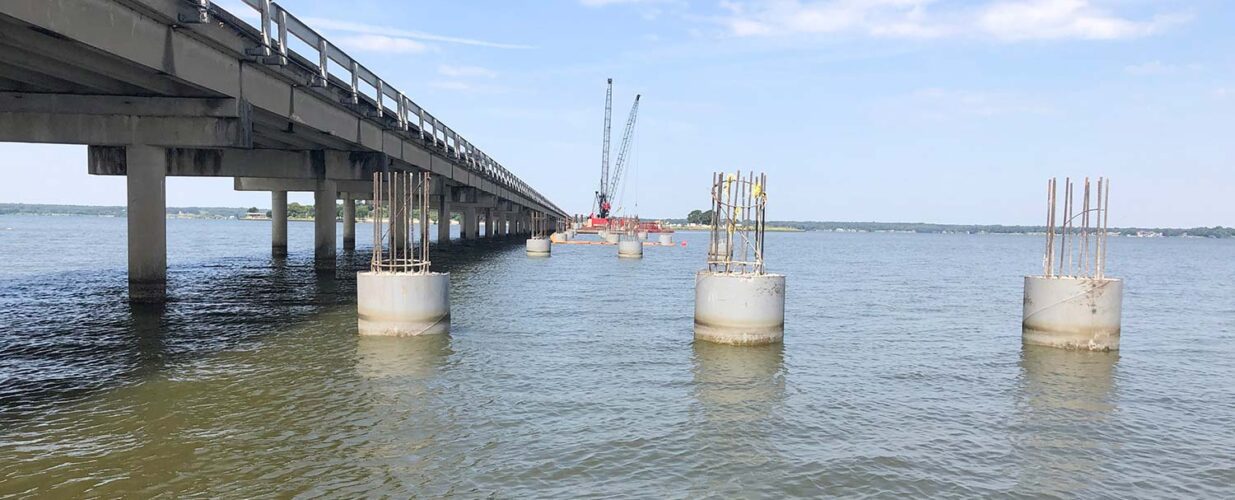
[
  {"xmin": 370, "ymin": 171, "xmax": 432, "ymax": 273},
  {"xmin": 1041, "ymin": 177, "xmax": 1111, "ymax": 279},
  {"xmin": 707, "ymin": 171, "xmax": 768, "ymax": 275},
  {"xmin": 531, "ymin": 212, "xmax": 548, "ymax": 239},
  {"xmin": 621, "ymin": 216, "xmax": 641, "ymax": 236}
]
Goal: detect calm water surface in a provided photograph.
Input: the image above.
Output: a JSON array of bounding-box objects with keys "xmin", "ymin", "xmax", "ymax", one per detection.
[{"xmin": 1, "ymin": 215, "xmax": 1233, "ymax": 497}]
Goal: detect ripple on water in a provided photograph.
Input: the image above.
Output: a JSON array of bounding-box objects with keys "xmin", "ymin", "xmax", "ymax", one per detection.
[{"xmin": 1, "ymin": 221, "xmax": 1235, "ymax": 497}]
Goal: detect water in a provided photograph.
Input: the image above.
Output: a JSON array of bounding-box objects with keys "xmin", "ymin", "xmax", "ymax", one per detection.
[{"xmin": 1, "ymin": 215, "xmax": 1233, "ymax": 497}]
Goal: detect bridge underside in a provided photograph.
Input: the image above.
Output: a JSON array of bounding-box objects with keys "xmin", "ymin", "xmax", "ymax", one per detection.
[{"xmin": 0, "ymin": 0, "xmax": 561, "ymax": 301}]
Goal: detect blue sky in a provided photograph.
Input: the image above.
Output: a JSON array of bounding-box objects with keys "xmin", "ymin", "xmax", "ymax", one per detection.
[{"xmin": 2, "ymin": 0, "xmax": 1231, "ymax": 227}]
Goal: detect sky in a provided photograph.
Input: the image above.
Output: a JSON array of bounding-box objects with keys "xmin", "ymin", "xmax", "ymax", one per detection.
[{"xmin": 1, "ymin": 0, "xmax": 1232, "ymax": 227}]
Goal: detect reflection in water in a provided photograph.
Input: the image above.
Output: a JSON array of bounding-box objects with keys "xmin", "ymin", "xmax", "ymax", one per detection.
[
  {"xmin": 688, "ymin": 342, "xmax": 787, "ymax": 492},
  {"xmin": 128, "ymin": 302, "xmax": 168, "ymax": 377},
  {"xmin": 355, "ymin": 335, "xmax": 453, "ymax": 380},
  {"xmin": 691, "ymin": 342, "xmax": 786, "ymax": 420},
  {"xmin": 353, "ymin": 334, "xmax": 456, "ymax": 489},
  {"xmin": 1012, "ymin": 343, "xmax": 1120, "ymax": 496}
]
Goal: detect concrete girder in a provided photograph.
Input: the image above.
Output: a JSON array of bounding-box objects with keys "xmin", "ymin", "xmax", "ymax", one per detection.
[
  {"xmin": 0, "ymin": 91, "xmax": 252, "ymax": 147},
  {"xmin": 0, "ymin": 45, "xmax": 152, "ymax": 95},
  {"xmin": 0, "ymin": 92, "xmax": 245, "ymax": 118},
  {"xmin": 0, "ymin": 13, "xmax": 196, "ymax": 96},
  {"xmin": 0, "ymin": 112, "xmax": 251, "ymax": 147},
  {"xmin": 88, "ymin": 147, "xmax": 387, "ymax": 180},
  {"xmin": 233, "ymin": 177, "xmax": 373, "ymax": 198}
]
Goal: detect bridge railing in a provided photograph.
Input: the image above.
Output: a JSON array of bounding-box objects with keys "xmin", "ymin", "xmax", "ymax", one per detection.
[{"xmin": 210, "ymin": 0, "xmax": 562, "ymax": 216}]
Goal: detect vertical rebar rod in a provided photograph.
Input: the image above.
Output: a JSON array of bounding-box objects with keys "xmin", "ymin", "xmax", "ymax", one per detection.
[
  {"xmin": 1043, "ymin": 178, "xmax": 1053, "ymax": 276},
  {"xmin": 387, "ymin": 172, "xmax": 394, "ymax": 267},
  {"xmin": 371, "ymin": 172, "xmax": 379, "ymax": 271},
  {"xmin": 1101, "ymin": 178, "xmax": 1110, "ymax": 279},
  {"xmin": 1060, "ymin": 178, "xmax": 1071, "ymax": 277},
  {"xmin": 1095, "ymin": 177, "xmax": 1103, "ymax": 278},
  {"xmin": 755, "ymin": 171, "xmax": 765, "ymax": 272},
  {"xmin": 1081, "ymin": 177, "xmax": 1091, "ymax": 277}
]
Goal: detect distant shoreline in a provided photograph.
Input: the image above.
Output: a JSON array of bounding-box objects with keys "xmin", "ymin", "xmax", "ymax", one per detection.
[
  {"xmin": 660, "ymin": 220, "xmax": 1233, "ymax": 239},
  {"xmin": 2, "ymin": 203, "xmax": 1229, "ymax": 238}
]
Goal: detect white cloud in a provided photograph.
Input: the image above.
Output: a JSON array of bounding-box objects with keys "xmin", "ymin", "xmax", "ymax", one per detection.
[
  {"xmin": 334, "ymin": 35, "xmax": 430, "ymax": 54},
  {"xmin": 208, "ymin": 2, "xmax": 531, "ymax": 50},
  {"xmin": 718, "ymin": 0, "xmax": 951, "ymax": 39},
  {"xmin": 305, "ymin": 18, "xmax": 534, "ymax": 50},
  {"xmin": 438, "ymin": 65, "xmax": 498, "ymax": 79},
  {"xmin": 977, "ymin": 0, "xmax": 1171, "ymax": 41},
  {"xmin": 715, "ymin": 0, "xmax": 1183, "ymax": 41}
]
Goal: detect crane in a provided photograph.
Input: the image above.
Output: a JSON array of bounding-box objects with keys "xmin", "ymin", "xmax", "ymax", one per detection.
[
  {"xmin": 595, "ymin": 79, "xmax": 613, "ymax": 217},
  {"xmin": 594, "ymin": 79, "xmax": 641, "ymax": 219}
]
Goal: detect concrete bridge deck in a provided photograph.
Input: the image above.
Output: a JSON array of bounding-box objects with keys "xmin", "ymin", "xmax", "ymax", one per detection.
[{"xmin": 0, "ymin": 0, "xmax": 567, "ymax": 301}]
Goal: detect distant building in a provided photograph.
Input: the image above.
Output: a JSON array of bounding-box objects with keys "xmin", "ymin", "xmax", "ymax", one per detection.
[{"xmin": 244, "ymin": 212, "xmax": 270, "ymax": 221}]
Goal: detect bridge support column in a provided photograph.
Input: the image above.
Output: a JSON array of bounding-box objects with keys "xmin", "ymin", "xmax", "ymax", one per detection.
[
  {"xmin": 272, "ymin": 190, "xmax": 287, "ymax": 257},
  {"xmin": 342, "ymin": 194, "xmax": 356, "ymax": 251},
  {"xmin": 127, "ymin": 146, "xmax": 167, "ymax": 303},
  {"xmin": 436, "ymin": 195, "xmax": 451, "ymax": 245},
  {"xmin": 463, "ymin": 207, "xmax": 478, "ymax": 242},
  {"xmin": 484, "ymin": 208, "xmax": 494, "ymax": 238},
  {"xmin": 314, "ymin": 180, "xmax": 337, "ymax": 270},
  {"xmin": 392, "ymin": 182, "xmax": 409, "ymax": 255}
]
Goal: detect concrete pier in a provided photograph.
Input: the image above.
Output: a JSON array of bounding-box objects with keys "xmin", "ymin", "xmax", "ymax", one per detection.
[
  {"xmin": 463, "ymin": 207, "xmax": 478, "ymax": 242},
  {"xmin": 1023, "ymin": 276, "xmax": 1123, "ymax": 351},
  {"xmin": 484, "ymin": 209, "xmax": 494, "ymax": 238},
  {"xmin": 526, "ymin": 238, "xmax": 552, "ymax": 257},
  {"xmin": 342, "ymin": 195, "xmax": 356, "ymax": 251},
  {"xmin": 436, "ymin": 197, "xmax": 451, "ymax": 245},
  {"xmin": 659, "ymin": 233, "xmax": 674, "ymax": 246},
  {"xmin": 314, "ymin": 180, "xmax": 337, "ymax": 270},
  {"xmin": 618, "ymin": 235, "xmax": 644, "ymax": 259},
  {"xmin": 271, "ymin": 190, "xmax": 288, "ymax": 257},
  {"xmin": 357, "ymin": 272, "xmax": 451, "ymax": 336},
  {"xmin": 694, "ymin": 271, "xmax": 786, "ymax": 346},
  {"xmin": 126, "ymin": 145, "xmax": 166, "ymax": 303}
]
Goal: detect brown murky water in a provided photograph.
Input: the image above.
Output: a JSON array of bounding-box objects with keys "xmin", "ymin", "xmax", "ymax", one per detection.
[{"xmin": 2, "ymin": 216, "xmax": 1233, "ymax": 496}]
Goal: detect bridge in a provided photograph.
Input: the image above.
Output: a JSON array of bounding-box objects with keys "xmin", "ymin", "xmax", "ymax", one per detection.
[{"xmin": 0, "ymin": 0, "xmax": 568, "ymax": 301}]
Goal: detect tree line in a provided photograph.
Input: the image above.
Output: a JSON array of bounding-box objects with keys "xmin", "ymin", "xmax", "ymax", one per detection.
[{"xmin": 672, "ymin": 209, "xmax": 1234, "ymax": 239}]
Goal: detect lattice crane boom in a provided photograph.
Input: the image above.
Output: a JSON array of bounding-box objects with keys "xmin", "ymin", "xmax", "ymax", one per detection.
[
  {"xmin": 604, "ymin": 94, "xmax": 641, "ymax": 217},
  {"xmin": 595, "ymin": 79, "xmax": 613, "ymax": 216}
]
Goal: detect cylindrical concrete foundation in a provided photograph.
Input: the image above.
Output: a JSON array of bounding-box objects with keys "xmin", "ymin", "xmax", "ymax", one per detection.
[
  {"xmin": 356, "ymin": 272, "xmax": 450, "ymax": 336},
  {"xmin": 637, "ymin": 230, "xmax": 649, "ymax": 241},
  {"xmin": 1022, "ymin": 276, "xmax": 1123, "ymax": 351},
  {"xmin": 658, "ymin": 233, "xmax": 673, "ymax": 246},
  {"xmin": 526, "ymin": 238, "xmax": 552, "ymax": 257},
  {"xmin": 604, "ymin": 232, "xmax": 621, "ymax": 244},
  {"xmin": 617, "ymin": 236, "xmax": 644, "ymax": 259},
  {"xmin": 695, "ymin": 271, "xmax": 786, "ymax": 346}
]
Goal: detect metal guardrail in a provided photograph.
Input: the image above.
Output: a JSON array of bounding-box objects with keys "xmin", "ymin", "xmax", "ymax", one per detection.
[{"xmin": 199, "ymin": 0, "xmax": 564, "ymax": 216}]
